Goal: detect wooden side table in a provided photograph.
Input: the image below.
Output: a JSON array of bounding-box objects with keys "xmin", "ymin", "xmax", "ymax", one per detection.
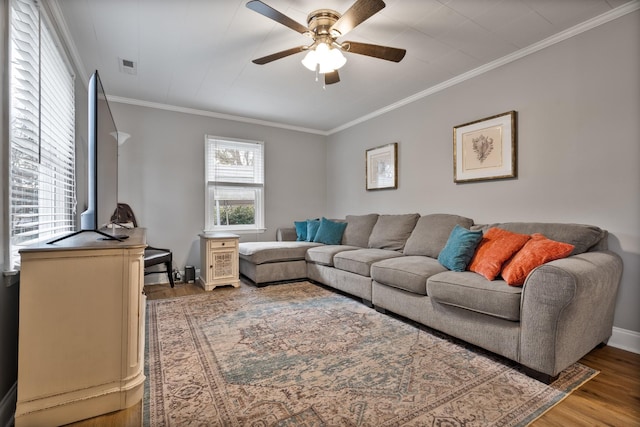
[{"xmin": 198, "ymin": 232, "xmax": 240, "ymax": 291}]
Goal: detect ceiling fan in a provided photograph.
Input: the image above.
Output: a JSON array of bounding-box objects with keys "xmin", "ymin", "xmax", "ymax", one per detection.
[{"xmin": 246, "ymin": 0, "xmax": 406, "ymax": 85}]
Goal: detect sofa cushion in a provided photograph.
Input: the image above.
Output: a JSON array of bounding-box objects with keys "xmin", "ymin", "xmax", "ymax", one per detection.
[
  {"xmin": 333, "ymin": 248, "xmax": 403, "ymax": 277},
  {"xmin": 342, "ymin": 214, "xmax": 379, "ymax": 247},
  {"xmin": 294, "ymin": 221, "xmax": 308, "ymax": 241},
  {"xmin": 368, "ymin": 214, "xmax": 420, "ymax": 251},
  {"xmin": 501, "ymin": 234, "xmax": 575, "ymax": 286},
  {"xmin": 371, "ymin": 256, "xmax": 447, "ymax": 295},
  {"xmin": 305, "ymin": 245, "xmax": 360, "ymax": 266},
  {"xmin": 468, "ymin": 227, "xmax": 531, "ymax": 281},
  {"xmin": 239, "ymin": 241, "xmax": 322, "ymax": 265},
  {"xmin": 427, "ymin": 272, "xmax": 522, "ymax": 321},
  {"xmin": 472, "ymin": 222, "xmax": 604, "ymax": 255},
  {"xmin": 403, "ymin": 214, "xmax": 474, "ymax": 257},
  {"xmin": 306, "ymin": 219, "xmax": 321, "ymax": 242},
  {"xmin": 437, "ymin": 225, "xmax": 483, "ymax": 272},
  {"xmin": 313, "ymin": 217, "xmax": 348, "ymax": 245}
]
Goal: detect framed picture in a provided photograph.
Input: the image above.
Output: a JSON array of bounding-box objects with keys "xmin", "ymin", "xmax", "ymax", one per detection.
[
  {"xmin": 366, "ymin": 143, "xmax": 398, "ymax": 190},
  {"xmin": 453, "ymin": 111, "xmax": 517, "ymax": 183}
]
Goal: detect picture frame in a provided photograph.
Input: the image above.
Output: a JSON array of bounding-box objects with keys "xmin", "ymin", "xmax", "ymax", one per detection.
[
  {"xmin": 366, "ymin": 142, "xmax": 398, "ymax": 191},
  {"xmin": 453, "ymin": 111, "xmax": 517, "ymax": 183}
]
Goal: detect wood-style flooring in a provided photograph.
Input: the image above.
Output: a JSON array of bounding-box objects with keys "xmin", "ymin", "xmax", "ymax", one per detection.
[{"xmin": 66, "ymin": 281, "xmax": 640, "ymax": 427}]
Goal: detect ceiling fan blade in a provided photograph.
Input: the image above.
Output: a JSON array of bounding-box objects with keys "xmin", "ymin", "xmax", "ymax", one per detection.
[
  {"xmin": 324, "ymin": 70, "xmax": 340, "ymax": 85},
  {"xmin": 252, "ymin": 46, "xmax": 306, "ymax": 65},
  {"xmin": 246, "ymin": 0, "xmax": 309, "ymax": 34},
  {"xmin": 343, "ymin": 41, "xmax": 406, "ymax": 62},
  {"xmin": 331, "ymin": 0, "xmax": 386, "ymax": 36}
]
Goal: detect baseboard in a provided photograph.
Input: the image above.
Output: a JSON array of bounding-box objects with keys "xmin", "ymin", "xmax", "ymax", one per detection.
[
  {"xmin": 608, "ymin": 326, "xmax": 640, "ymax": 354},
  {"xmin": 0, "ymin": 382, "xmax": 16, "ymax": 427}
]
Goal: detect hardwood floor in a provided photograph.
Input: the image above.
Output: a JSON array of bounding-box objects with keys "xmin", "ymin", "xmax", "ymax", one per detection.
[{"xmin": 66, "ymin": 281, "xmax": 640, "ymax": 427}]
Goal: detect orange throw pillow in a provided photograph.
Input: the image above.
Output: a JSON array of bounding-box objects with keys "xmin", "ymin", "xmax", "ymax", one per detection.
[
  {"xmin": 501, "ymin": 233, "xmax": 575, "ymax": 286},
  {"xmin": 468, "ymin": 227, "xmax": 531, "ymax": 280}
]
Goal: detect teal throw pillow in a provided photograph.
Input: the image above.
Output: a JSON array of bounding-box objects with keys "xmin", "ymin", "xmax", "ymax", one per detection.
[
  {"xmin": 306, "ymin": 219, "xmax": 321, "ymax": 242},
  {"xmin": 313, "ymin": 217, "xmax": 348, "ymax": 245},
  {"xmin": 437, "ymin": 225, "xmax": 483, "ymax": 272},
  {"xmin": 294, "ymin": 221, "xmax": 307, "ymax": 241}
]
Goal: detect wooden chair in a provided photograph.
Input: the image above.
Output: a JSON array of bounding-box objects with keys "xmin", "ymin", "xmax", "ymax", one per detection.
[{"xmin": 111, "ymin": 203, "xmax": 175, "ymax": 287}]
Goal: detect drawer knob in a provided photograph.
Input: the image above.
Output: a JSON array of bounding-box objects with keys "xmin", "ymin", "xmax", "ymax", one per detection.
[{"xmin": 222, "ymin": 242, "xmax": 225, "ymax": 246}]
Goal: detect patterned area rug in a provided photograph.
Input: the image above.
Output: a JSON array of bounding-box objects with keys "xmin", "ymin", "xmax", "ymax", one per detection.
[{"xmin": 144, "ymin": 282, "xmax": 597, "ymax": 426}]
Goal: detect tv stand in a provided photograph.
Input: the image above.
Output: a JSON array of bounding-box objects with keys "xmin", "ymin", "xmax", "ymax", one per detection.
[
  {"xmin": 47, "ymin": 228, "xmax": 126, "ymax": 244},
  {"xmin": 15, "ymin": 228, "xmax": 147, "ymax": 426}
]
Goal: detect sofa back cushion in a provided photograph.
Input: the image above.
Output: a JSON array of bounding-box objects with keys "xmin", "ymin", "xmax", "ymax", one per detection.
[
  {"xmin": 403, "ymin": 214, "xmax": 474, "ymax": 258},
  {"xmin": 342, "ymin": 214, "xmax": 379, "ymax": 247},
  {"xmin": 368, "ymin": 214, "xmax": 420, "ymax": 251},
  {"xmin": 472, "ymin": 222, "xmax": 605, "ymax": 255}
]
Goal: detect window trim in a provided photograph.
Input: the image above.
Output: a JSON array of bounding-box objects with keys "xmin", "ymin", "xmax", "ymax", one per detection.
[{"xmin": 204, "ymin": 135, "xmax": 265, "ymax": 233}]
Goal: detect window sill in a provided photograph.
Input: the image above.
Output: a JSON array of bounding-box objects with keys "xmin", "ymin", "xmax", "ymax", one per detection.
[
  {"xmin": 3, "ymin": 269, "xmax": 20, "ymax": 287},
  {"xmin": 203, "ymin": 228, "xmax": 266, "ymax": 235}
]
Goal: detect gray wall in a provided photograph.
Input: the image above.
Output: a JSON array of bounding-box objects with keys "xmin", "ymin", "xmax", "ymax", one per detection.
[
  {"xmin": 326, "ymin": 11, "xmax": 640, "ymax": 333},
  {"xmin": 111, "ymin": 104, "xmax": 327, "ymax": 273}
]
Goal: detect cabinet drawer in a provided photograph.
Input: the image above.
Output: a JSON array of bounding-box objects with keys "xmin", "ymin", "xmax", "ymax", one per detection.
[{"xmin": 208, "ymin": 239, "xmax": 237, "ymax": 250}]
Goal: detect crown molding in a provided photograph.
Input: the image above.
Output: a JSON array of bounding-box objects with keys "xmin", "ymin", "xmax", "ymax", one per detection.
[
  {"xmin": 327, "ymin": 0, "xmax": 640, "ymax": 135},
  {"xmin": 48, "ymin": 0, "xmax": 89, "ymax": 89},
  {"xmin": 107, "ymin": 96, "xmax": 328, "ymax": 136}
]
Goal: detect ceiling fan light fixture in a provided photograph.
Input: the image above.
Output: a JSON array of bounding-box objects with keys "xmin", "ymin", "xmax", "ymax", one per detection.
[
  {"xmin": 301, "ymin": 42, "xmax": 346, "ymax": 74},
  {"xmin": 301, "ymin": 49, "xmax": 318, "ymax": 71},
  {"xmin": 328, "ymin": 46, "xmax": 347, "ymax": 69},
  {"xmin": 318, "ymin": 61, "xmax": 335, "ymax": 75}
]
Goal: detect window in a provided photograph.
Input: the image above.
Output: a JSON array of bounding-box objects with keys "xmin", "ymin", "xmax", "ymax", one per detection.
[
  {"xmin": 205, "ymin": 136, "xmax": 264, "ymax": 233},
  {"xmin": 7, "ymin": 0, "xmax": 76, "ymax": 270}
]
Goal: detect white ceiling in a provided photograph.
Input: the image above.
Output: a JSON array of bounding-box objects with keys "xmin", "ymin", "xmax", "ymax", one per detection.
[{"xmin": 52, "ymin": 0, "xmax": 636, "ymax": 133}]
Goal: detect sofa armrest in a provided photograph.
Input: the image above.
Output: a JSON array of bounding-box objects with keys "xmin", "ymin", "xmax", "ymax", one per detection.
[
  {"xmin": 276, "ymin": 227, "xmax": 298, "ymax": 242},
  {"xmin": 519, "ymin": 250, "xmax": 623, "ymax": 376}
]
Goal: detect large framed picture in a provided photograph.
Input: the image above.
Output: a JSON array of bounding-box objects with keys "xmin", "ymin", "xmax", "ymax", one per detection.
[
  {"xmin": 453, "ymin": 111, "xmax": 517, "ymax": 183},
  {"xmin": 366, "ymin": 143, "xmax": 398, "ymax": 190}
]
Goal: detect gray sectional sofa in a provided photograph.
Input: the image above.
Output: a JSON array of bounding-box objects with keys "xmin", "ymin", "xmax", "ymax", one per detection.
[{"xmin": 238, "ymin": 213, "xmax": 623, "ymax": 383}]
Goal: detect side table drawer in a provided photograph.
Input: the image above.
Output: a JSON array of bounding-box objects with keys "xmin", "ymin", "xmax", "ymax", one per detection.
[{"xmin": 208, "ymin": 239, "xmax": 237, "ymax": 250}]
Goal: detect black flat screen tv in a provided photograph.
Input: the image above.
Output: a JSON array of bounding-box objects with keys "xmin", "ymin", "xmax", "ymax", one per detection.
[{"xmin": 49, "ymin": 70, "xmax": 125, "ymax": 243}]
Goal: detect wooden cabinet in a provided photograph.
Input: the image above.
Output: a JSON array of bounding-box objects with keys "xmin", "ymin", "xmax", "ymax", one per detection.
[
  {"xmin": 198, "ymin": 233, "xmax": 240, "ymax": 291},
  {"xmin": 15, "ymin": 228, "xmax": 147, "ymax": 427}
]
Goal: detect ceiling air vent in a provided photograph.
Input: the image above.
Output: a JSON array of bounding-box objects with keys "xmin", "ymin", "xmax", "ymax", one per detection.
[{"xmin": 118, "ymin": 57, "xmax": 137, "ymax": 75}]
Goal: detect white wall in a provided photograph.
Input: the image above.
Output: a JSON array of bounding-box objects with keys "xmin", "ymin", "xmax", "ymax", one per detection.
[
  {"xmin": 110, "ymin": 104, "xmax": 326, "ymax": 273},
  {"xmin": 326, "ymin": 12, "xmax": 640, "ymax": 333}
]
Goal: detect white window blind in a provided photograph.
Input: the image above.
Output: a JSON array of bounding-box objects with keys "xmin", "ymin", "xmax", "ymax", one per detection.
[
  {"xmin": 8, "ymin": 0, "xmax": 76, "ymax": 270},
  {"xmin": 204, "ymin": 136, "xmax": 264, "ymax": 232}
]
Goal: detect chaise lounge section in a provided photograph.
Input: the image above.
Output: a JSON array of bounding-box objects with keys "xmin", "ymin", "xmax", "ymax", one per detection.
[{"xmin": 238, "ymin": 213, "xmax": 623, "ymax": 382}]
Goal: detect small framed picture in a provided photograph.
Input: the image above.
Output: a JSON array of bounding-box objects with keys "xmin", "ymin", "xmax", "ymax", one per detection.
[
  {"xmin": 366, "ymin": 143, "xmax": 398, "ymax": 191},
  {"xmin": 453, "ymin": 111, "xmax": 517, "ymax": 183}
]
